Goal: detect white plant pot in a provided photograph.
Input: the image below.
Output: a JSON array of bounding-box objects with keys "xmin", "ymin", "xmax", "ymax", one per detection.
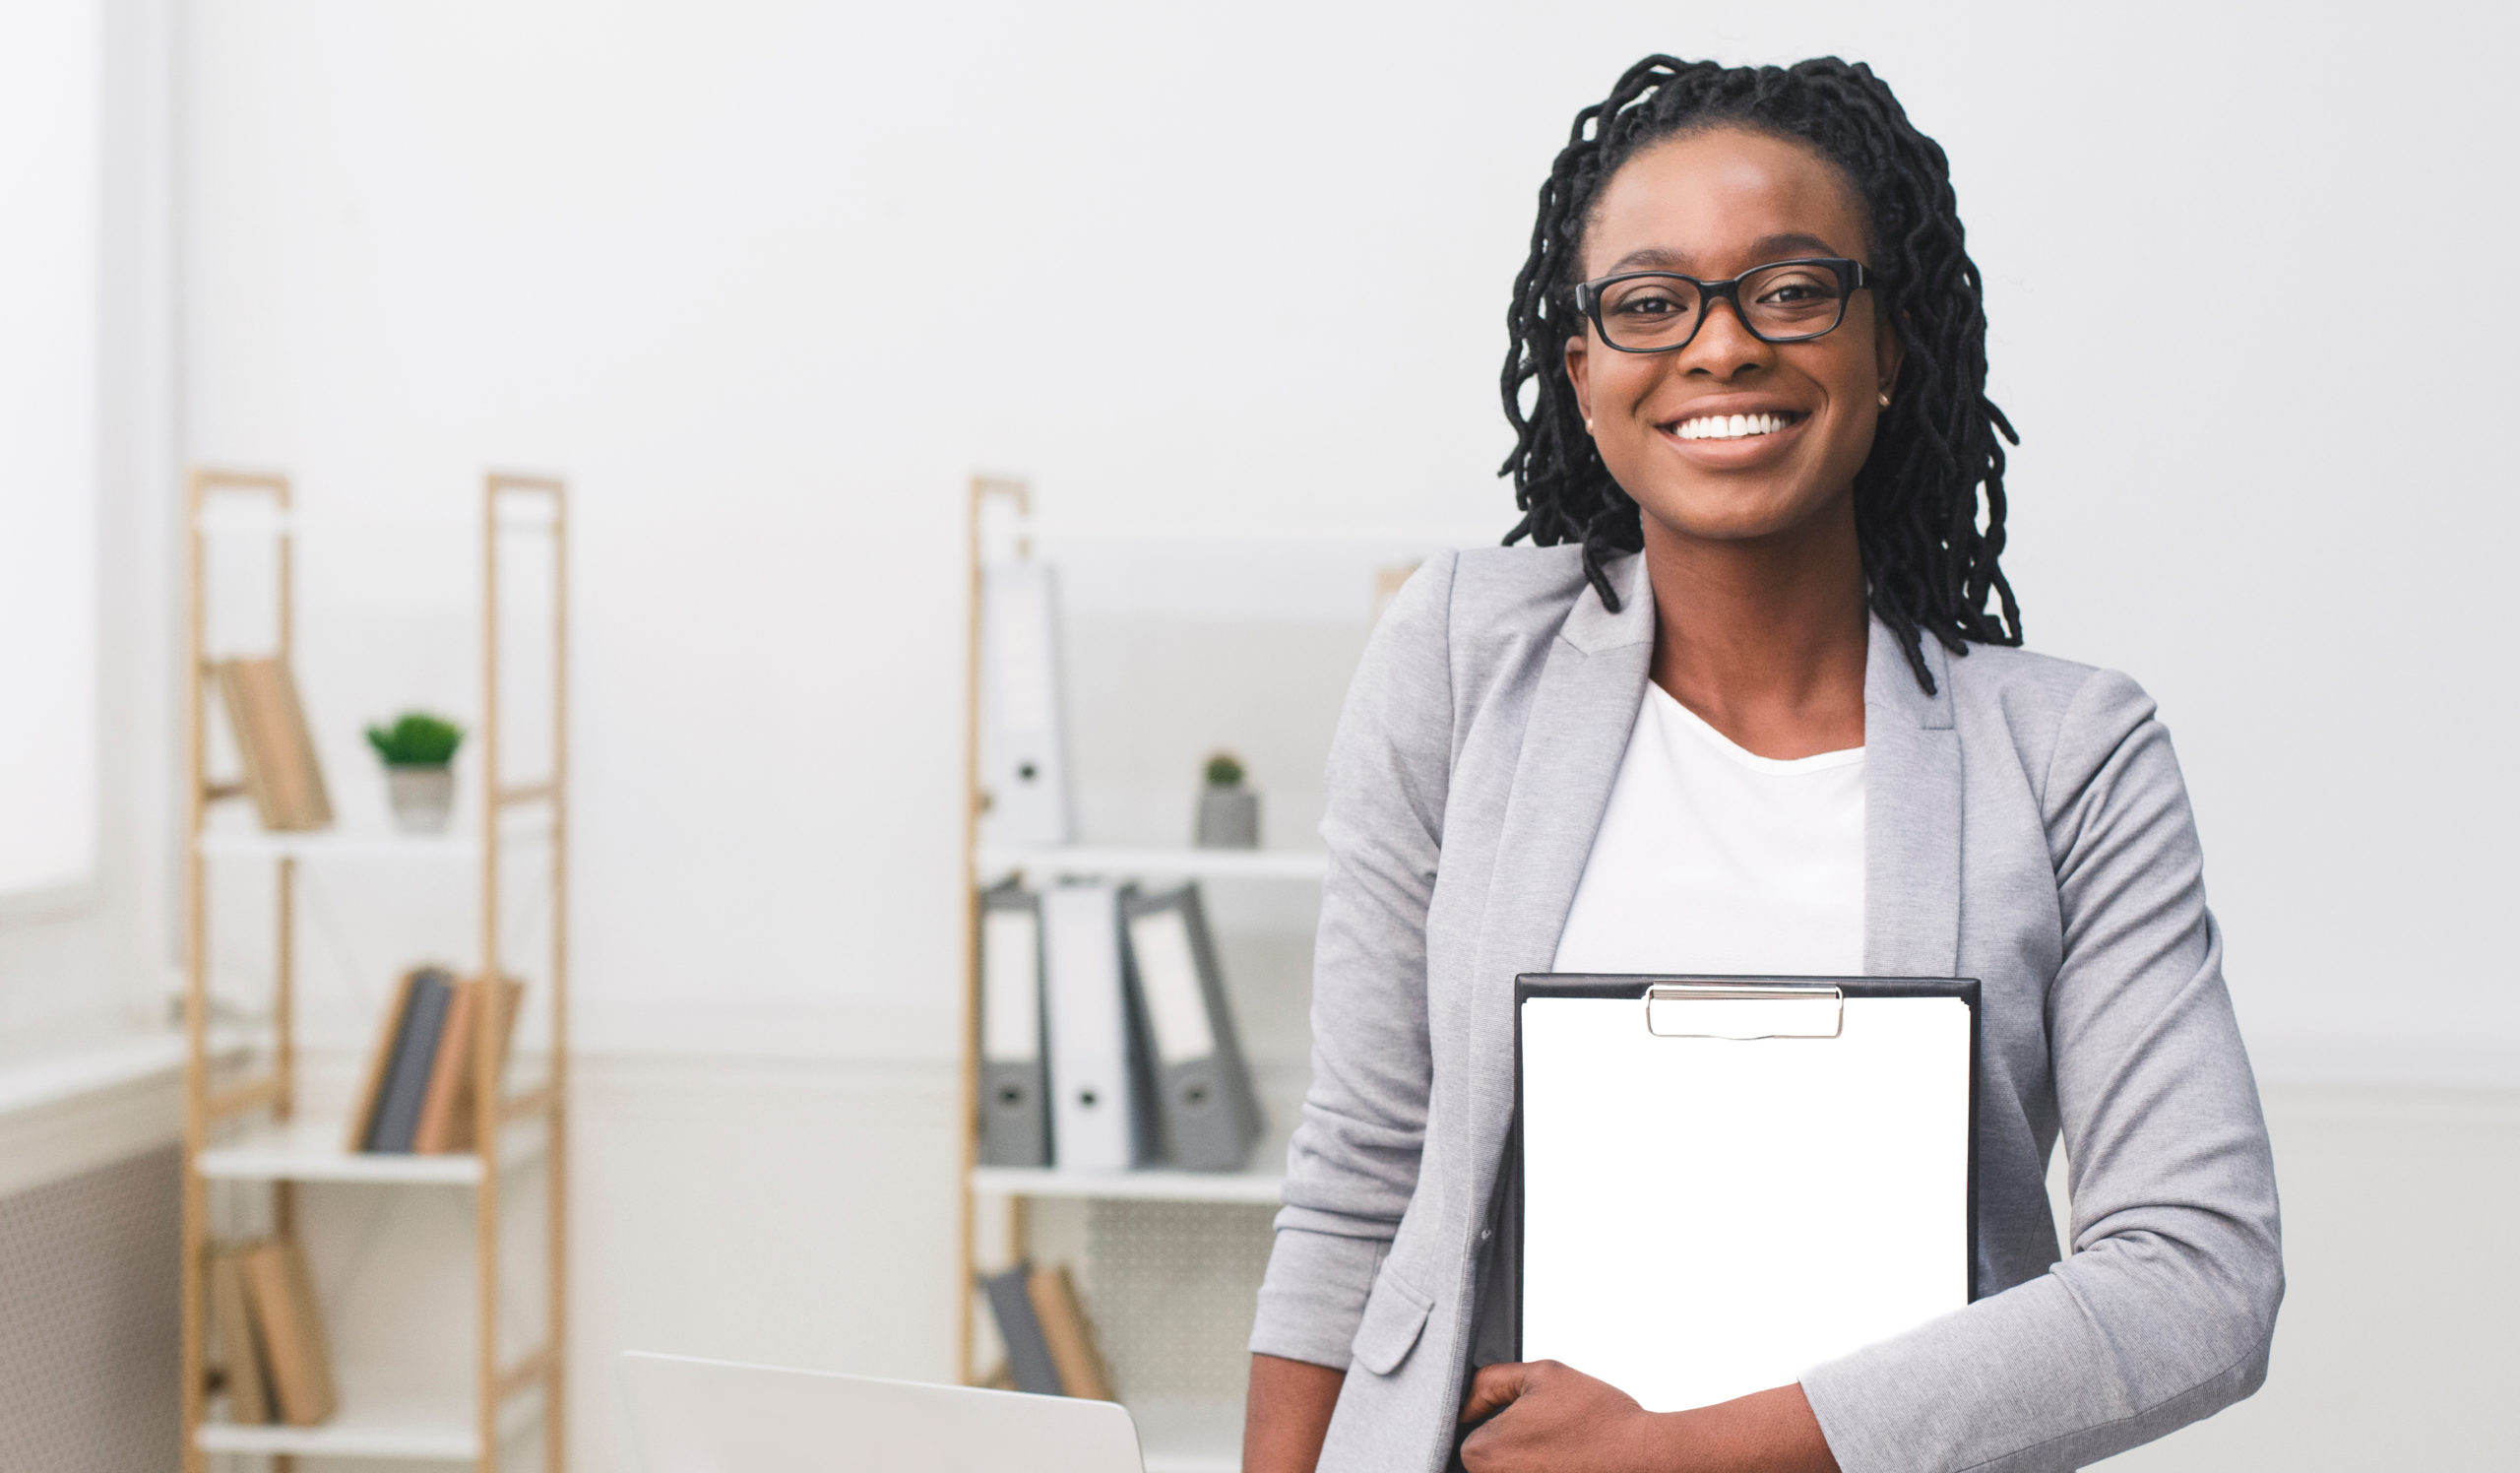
[
  {"xmin": 1195, "ymin": 787, "xmax": 1260, "ymax": 849},
  {"xmin": 385, "ymin": 766, "xmax": 456, "ymax": 835}
]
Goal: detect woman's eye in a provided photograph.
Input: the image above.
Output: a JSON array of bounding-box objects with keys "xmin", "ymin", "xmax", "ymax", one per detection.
[
  {"xmin": 1612, "ymin": 294, "xmax": 1683, "ymax": 317},
  {"xmin": 1751, "ymin": 273, "xmax": 1840, "ymax": 307}
]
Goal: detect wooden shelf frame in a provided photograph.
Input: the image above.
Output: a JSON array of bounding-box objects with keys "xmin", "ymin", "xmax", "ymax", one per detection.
[
  {"xmin": 180, "ymin": 468, "xmax": 570, "ymax": 1471},
  {"xmin": 955, "ymin": 478, "xmax": 1480, "ymax": 1407}
]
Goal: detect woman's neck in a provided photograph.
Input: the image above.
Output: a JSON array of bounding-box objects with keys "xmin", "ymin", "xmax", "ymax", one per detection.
[{"xmin": 1639, "ymin": 498, "xmax": 1869, "ymax": 761}]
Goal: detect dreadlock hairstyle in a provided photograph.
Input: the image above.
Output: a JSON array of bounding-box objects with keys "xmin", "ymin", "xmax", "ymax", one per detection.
[{"xmin": 1500, "ymin": 55, "xmax": 2022, "ymax": 694}]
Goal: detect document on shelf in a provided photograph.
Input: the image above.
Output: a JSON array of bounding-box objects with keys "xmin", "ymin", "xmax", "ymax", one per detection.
[
  {"xmin": 1124, "ymin": 884, "xmax": 1261, "ymax": 1171},
  {"xmin": 978, "ymin": 560, "xmax": 1073, "ymax": 849},
  {"xmin": 1040, "ymin": 882, "xmax": 1150, "ymax": 1171},
  {"xmin": 978, "ymin": 880, "xmax": 1051, "ymax": 1169}
]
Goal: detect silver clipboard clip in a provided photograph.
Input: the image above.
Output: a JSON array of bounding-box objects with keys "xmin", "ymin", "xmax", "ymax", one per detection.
[{"xmin": 1643, "ymin": 981, "xmax": 1844, "ymax": 1040}]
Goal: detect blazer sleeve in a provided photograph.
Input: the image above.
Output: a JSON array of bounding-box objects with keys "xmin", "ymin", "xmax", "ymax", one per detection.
[
  {"xmin": 1247, "ymin": 552, "xmax": 1458, "ymax": 1371},
  {"xmin": 1801, "ymin": 669, "xmax": 2285, "ymax": 1472}
]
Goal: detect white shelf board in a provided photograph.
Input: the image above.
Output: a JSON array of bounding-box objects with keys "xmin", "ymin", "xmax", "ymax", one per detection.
[
  {"xmin": 1130, "ymin": 1396, "xmax": 1244, "ymax": 1473},
  {"xmin": 975, "ymin": 845, "xmax": 1328, "ymax": 882},
  {"xmin": 196, "ymin": 1112, "xmax": 546, "ymax": 1185},
  {"xmin": 972, "ymin": 1165, "xmax": 1283, "ymax": 1205},
  {"xmin": 196, "ymin": 1377, "xmax": 538, "ymax": 1459},
  {"xmin": 197, "ymin": 814, "xmax": 551, "ymax": 861}
]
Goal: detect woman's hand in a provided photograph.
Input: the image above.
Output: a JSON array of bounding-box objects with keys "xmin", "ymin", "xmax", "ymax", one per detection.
[
  {"xmin": 1458, "ymin": 1361, "xmax": 1665, "ymax": 1472},
  {"xmin": 1457, "ymin": 1364, "xmax": 1842, "ymax": 1473}
]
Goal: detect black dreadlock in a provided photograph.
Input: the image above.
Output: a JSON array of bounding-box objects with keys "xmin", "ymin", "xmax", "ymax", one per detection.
[{"xmin": 1500, "ymin": 55, "xmax": 2021, "ymax": 694}]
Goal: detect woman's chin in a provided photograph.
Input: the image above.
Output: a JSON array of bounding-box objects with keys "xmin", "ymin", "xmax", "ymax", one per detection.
[{"xmin": 1631, "ymin": 482, "xmax": 1846, "ymax": 547}]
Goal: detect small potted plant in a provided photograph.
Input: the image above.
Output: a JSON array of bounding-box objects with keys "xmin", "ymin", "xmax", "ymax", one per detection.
[
  {"xmin": 1195, "ymin": 751, "xmax": 1260, "ymax": 850},
  {"xmin": 366, "ymin": 712, "xmax": 465, "ymax": 834}
]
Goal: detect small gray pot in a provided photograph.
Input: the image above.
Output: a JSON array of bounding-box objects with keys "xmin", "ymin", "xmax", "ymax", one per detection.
[
  {"xmin": 386, "ymin": 766, "xmax": 456, "ymax": 835},
  {"xmin": 1195, "ymin": 787, "xmax": 1260, "ymax": 849}
]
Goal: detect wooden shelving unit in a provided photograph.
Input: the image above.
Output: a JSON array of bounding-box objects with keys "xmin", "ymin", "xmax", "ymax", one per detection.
[
  {"xmin": 956, "ymin": 478, "xmax": 1471, "ymax": 1471},
  {"xmin": 180, "ymin": 469, "xmax": 570, "ymax": 1472}
]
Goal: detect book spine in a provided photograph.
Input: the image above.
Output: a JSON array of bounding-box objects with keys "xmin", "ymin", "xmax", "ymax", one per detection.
[
  {"xmin": 242, "ymin": 1241, "xmax": 338, "ymax": 1427},
  {"xmin": 411, "ymin": 980, "xmax": 478, "ymax": 1154},
  {"xmin": 210, "ymin": 1246, "xmax": 273, "ymax": 1425},
  {"xmin": 1025, "ymin": 1264, "xmax": 1113, "ymax": 1400},
  {"xmin": 366, "ymin": 971, "xmax": 451, "ymax": 1153},
  {"xmin": 979, "ymin": 1263, "xmax": 1063, "ymax": 1396},
  {"xmin": 442, "ymin": 977, "xmax": 523, "ymax": 1152},
  {"xmin": 346, "ymin": 970, "xmax": 422, "ymax": 1151}
]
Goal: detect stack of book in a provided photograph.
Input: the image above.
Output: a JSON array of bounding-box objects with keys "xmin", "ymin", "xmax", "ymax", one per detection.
[
  {"xmin": 347, "ymin": 967, "xmax": 524, "ymax": 1154},
  {"xmin": 977, "ymin": 880, "xmax": 1263, "ymax": 1174},
  {"xmin": 980, "ymin": 1261, "xmax": 1112, "ymax": 1399},
  {"xmin": 208, "ymin": 1238, "xmax": 337, "ymax": 1427}
]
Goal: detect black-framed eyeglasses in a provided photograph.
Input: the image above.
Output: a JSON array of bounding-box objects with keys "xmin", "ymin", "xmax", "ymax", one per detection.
[{"xmin": 1572, "ymin": 257, "xmax": 1874, "ymax": 353}]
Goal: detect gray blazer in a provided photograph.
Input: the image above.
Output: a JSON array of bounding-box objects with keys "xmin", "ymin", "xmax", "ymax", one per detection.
[{"xmin": 1248, "ymin": 546, "xmax": 2282, "ymax": 1473}]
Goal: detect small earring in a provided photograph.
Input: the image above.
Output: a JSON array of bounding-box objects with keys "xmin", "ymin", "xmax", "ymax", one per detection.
[
  {"xmin": 1877, "ymin": 391, "xmax": 1892, "ymax": 409},
  {"xmin": 1584, "ymin": 418, "xmax": 1596, "ymax": 432}
]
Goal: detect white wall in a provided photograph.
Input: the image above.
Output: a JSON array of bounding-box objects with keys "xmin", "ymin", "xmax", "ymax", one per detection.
[
  {"xmin": 168, "ymin": 2, "xmax": 2518, "ymax": 1469},
  {"xmin": 181, "ymin": 0, "xmax": 2519, "ymax": 1080},
  {"xmin": 0, "ymin": 0, "xmax": 102, "ymax": 907},
  {"xmin": 0, "ymin": 0, "xmax": 179, "ymax": 1051}
]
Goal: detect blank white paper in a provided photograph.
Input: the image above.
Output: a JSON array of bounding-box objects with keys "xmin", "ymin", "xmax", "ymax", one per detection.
[{"xmin": 1521, "ymin": 993, "xmax": 1971, "ymax": 1413}]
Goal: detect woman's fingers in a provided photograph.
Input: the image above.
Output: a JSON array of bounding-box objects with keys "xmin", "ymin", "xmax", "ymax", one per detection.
[
  {"xmin": 1458, "ymin": 1362, "xmax": 1661, "ymax": 1473},
  {"xmin": 1457, "ymin": 1361, "xmax": 1539, "ymax": 1423}
]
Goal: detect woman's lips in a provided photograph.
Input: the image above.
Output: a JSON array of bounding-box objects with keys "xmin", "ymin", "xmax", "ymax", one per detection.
[{"xmin": 1656, "ymin": 409, "xmax": 1810, "ymax": 463}]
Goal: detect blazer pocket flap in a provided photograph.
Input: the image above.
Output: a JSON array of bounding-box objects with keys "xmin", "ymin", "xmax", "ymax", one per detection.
[{"xmin": 1351, "ymin": 1267, "xmax": 1433, "ymax": 1377}]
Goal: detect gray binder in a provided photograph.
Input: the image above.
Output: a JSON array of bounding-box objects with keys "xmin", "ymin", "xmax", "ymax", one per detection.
[
  {"xmin": 977, "ymin": 881, "xmax": 1050, "ymax": 1168},
  {"xmin": 1123, "ymin": 884, "xmax": 1262, "ymax": 1172},
  {"xmin": 978, "ymin": 1263, "xmax": 1061, "ymax": 1396}
]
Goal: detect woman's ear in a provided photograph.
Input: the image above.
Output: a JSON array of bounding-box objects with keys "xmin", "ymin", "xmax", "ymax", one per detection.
[
  {"xmin": 1875, "ymin": 310, "xmax": 1905, "ymax": 407},
  {"xmin": 1563, "ymin": 337, "xmax": 1596, "ymax": 432}
]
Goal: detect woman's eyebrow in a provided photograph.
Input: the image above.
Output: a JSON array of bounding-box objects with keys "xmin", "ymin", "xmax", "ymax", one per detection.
[
  {"xmin": 1606, "ymin": 245, "xmax": 1694, "ymax": 272},
  {"xmin": 1749, "ymin": 231, "xmax": 1841, "ymax": 259},
  {"xmin": 1602, "ymin": 232, "xmax": 1846, "ymax": 276}
]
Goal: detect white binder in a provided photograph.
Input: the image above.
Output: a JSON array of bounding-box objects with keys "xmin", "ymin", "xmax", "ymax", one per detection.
[
  {"xmin": 1515, "ymin": 974, "xmax": 1979, "ymax": 1414},
  {"xmin": 1040, "ymin": 882, "xmax": 1149, "ymax": 1171},
  {"xmin": 978, "ymin": 560, "xmax": 1073, "ymax": 848}
]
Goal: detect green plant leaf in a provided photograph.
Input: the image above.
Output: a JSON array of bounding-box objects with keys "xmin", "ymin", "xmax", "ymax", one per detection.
[{"xmin": 368, "ymin": 711, "xmax": 465, "ymax": 767}]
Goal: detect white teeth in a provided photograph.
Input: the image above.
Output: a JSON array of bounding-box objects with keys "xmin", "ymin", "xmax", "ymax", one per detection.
[{"xmin": 1675, "ymin": 413, "xmax": 1789, "ymax": 441}]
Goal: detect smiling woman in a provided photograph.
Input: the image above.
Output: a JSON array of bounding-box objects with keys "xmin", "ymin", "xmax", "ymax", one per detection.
[
  {"xmin": 1505, "ymin": 58, "xmax": 2020, "ymax": 709},
  {"xmin": 1243, "ymin": 54, "xmax": 2280, "ymax": 1473}
]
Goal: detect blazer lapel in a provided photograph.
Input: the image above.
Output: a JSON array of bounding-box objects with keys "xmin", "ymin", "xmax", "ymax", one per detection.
[
  {"xmin": 1459, "ymin": 556, "xmax": 1655, "ymax": 1202},
  {"xmin": 1862, "ymin": 615, "xmax": 1964, "ymax": 978},
  {"xmin": 1475, "ymin": 553, "xmax": 1657, "ymax": 984}
]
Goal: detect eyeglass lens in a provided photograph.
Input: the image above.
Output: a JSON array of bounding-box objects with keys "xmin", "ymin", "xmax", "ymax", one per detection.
[{"xmin": 1595, "ymin": 262, "xmax": 1848, "ymax": 350}]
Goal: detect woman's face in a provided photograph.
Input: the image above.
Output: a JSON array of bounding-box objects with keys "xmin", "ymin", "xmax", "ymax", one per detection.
[{"xmin": 1565, "ymin": 126, "xmax": 1900, "ymax": 548}]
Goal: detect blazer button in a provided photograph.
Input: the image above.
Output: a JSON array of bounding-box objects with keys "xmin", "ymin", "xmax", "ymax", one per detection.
[{"xmin": 1478, "ymin": 1228, "xmax": 1492, "ymax": 1242}]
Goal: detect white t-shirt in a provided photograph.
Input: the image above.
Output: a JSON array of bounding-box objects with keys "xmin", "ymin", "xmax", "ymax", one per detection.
[{"xmin": 1550, "ymin": 682, "xmax": 1865, "ymax": 976}]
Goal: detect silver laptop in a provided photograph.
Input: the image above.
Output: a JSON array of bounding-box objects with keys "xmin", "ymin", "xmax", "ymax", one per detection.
[{"xmin": 617, "ymin": 1352, "xmax": 1146, "ymax": 1472}]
